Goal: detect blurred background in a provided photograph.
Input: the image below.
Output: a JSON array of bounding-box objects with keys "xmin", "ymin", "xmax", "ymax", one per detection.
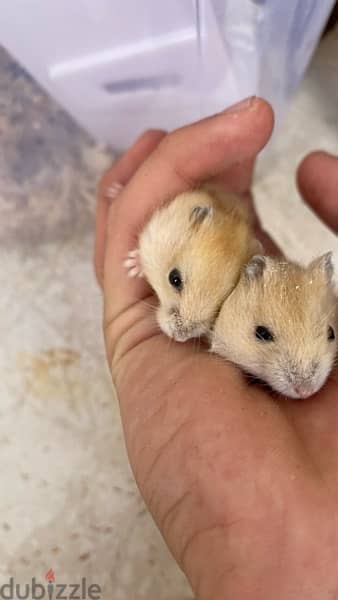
[{"xmin": 0, "ymin": 4, "xmax": 337, "ymax": 599}]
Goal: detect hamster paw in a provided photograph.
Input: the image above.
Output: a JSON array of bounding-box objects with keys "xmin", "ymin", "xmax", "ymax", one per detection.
[
  {"xmin": 104, "ymin": 181, "xmax": 124, "ymax": 200},
  {"xmin": 123, "ymin": 249, "xmax": 143, "ymax": 278}
]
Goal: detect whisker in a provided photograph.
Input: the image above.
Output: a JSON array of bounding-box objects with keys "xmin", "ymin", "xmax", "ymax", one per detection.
[
  {"xmin": 139, "ymin": 299, "xmax": 158, "ymax": 313},
  {"xmin": 192, "ymin": 335, "xmax": 204, "ymax": 354},
  {"xmin": 208, "ymin": 350, "xmax": 235, "ymax": 370},
  {"xmin": 165, "ymin": 333, "xmax": 173, "ymax": 352}
]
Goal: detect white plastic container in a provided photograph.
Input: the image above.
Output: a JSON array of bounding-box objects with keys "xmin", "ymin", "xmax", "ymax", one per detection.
[{"xmin": 0, "ymin": 0, "xmax": 335, "ymax": 148}]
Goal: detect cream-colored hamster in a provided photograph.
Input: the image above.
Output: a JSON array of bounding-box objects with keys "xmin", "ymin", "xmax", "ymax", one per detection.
[
  {"xmin": 211, "ymin": 253, "xmax": 337, "ymax": 399},
  {"xmin": 125, "ymin": 185, "xmax": 261, "ymax": 342}
]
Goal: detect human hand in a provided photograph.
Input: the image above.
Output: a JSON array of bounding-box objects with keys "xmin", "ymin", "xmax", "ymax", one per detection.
[{"xmin": 95, "ymin": 101, "xmax": 338, "ymax": 600}]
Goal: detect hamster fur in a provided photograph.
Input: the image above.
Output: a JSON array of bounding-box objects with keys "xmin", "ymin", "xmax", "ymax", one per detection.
[
  {"xmin": 125, "ymin": 185, "xmax": 261, "ymax": 342},
  {"xmin": 211, "ymin": 253, "xmax": 337, "ymax": 399}
]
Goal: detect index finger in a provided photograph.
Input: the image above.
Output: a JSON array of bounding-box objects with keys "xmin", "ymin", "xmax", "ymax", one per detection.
[
  {"xmin": 297, "ymin": 151, "xmax": 338, "ymax": 234},
  {"xmin": 104, "ymin": 97, "xmax": 274, "ymax": 323},
  {"xmin": 95, "ymin": 129, "xmax": 167, "ymax": 286}
]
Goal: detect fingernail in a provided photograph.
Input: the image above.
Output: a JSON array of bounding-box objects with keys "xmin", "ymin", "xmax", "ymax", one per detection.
[{"xmin": 222, "ymin": 96, "xmax": 257, "ymax": 115}]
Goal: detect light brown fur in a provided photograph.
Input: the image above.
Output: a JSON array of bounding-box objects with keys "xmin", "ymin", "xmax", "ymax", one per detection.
[
  {"xmin": 212, "ymin": 255, "xmax": 337, "ymax": 398},
  {"xmin": 138, "ymin": 185, "xmax": 260, "ymax": 341}
]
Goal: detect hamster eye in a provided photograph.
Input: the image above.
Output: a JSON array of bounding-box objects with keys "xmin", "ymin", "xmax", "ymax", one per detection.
[
  {"xmin": 168, "ymin": 268, "xmax": 183, "ymax": 291},
  {"xmin": 255, "ymin": 326, "xmax": 275, "ymax": 342},
  {"xmin": 328, "ymin": 326, "xmax": 335, "ymax": 341}
]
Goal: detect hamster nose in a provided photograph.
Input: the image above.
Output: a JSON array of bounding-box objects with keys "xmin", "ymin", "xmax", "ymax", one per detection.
[{"xmin": 293, "ymin": 385, "xmax": 314, "ymax": 399}]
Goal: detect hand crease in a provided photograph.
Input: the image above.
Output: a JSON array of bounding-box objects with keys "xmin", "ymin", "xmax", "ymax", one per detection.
[
  {"xmin": 141, "ymin": 417, "xmax": 197, "ymax": 496},
  {"xmin": 170, "ymin": 160, "xmax": 200, "ymax": 190},
  {"xmin": 112, "ymin": 329, "xmax": 163, "ymax": 382},
  {"xmin": 160, "ymin": 486, "xmax": 194, "ymax": 538},
  {"xmin": 103, "ymin": 297, "xmax": 142, "ymax": 336},
  {"xmin": 180, "ymin": 520, "xmax": 242, "ymax": 577}
]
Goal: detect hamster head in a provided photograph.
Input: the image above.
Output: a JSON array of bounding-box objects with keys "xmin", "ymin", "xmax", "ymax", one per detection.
[
  {"xmin": 212, "ymin": 253, "xmax": 337, "ymax": 399},
  {"xmin": 139, "ymin": 190, "xmax": 256, "ymax": 342}
]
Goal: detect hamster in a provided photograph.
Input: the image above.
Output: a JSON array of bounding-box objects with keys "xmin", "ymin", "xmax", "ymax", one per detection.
[
  {"xmin": 211, "ymin": 253, "xmax": 337, "ymax": 399},
  {"xmin": 124, "ymin": 184, "xmax": 261, "ymax": 342}
]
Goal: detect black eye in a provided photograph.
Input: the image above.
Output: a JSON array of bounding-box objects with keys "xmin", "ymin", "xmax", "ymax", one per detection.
[
  {"xmin": 168, "ymin": 268, "xmax": 183, "ymax": 291},
  {"xmin": 255, "ymin": 326, "xmax": 275, "ymax": 342},
  {"xmin": 328, "ymin": 326, "xmax": 335, "ymax": 341}
]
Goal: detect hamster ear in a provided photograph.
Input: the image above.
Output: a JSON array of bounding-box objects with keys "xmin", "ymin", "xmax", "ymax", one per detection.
[
  {"xmin": 309, "ymin": 251, "xmax": 334, "ymax": 282},
  {"xmin": 245, "ymin": 255, "xmax": 267, "ymax": 280},
  {"xmin": 190, "ymin": 205, "xmax": 213, "ymax": 226}
]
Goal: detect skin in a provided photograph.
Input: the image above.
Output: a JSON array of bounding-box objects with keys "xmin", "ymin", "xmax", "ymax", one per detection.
[{"xmin": 95, "ymin": 98, "xmax": 338, "ymax": 600}]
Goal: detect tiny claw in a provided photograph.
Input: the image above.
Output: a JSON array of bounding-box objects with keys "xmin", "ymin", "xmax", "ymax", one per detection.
[
  {"xmin": 128, "ymin": 266, "xmax": 140, "ymax": 278},
  {"xmin": 123, "ymin": 247, "xmax": 142, "ymax": 278},
  {"xmin": 123, "ymin": 258, "xmax": 137, "ymax": 268},
  {"xmin": 128, "ymin": 249, "xmax": 140, "ymax": 258},
  {"xmin": 104, "ymin": 182, "xmax": 124, "ymax": 200}
]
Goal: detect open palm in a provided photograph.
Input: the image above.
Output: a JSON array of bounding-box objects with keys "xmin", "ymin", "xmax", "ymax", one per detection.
[{"xmin": 95, "ymin": 100, "xmax": 338, "ymax": 600}]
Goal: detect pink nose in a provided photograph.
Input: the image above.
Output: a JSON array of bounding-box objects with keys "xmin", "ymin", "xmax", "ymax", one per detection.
[{"xmin": 294, "ymin": 386, "xmax": 313, "ymax": 399}]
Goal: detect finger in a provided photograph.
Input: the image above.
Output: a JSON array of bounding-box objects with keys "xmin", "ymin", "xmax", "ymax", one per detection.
[
  {"xmin": 297, "ymin": 151, "xmax": 338, "ymax": 233},
  {"xmin": 244, "ymin": 196, "xmax": 281, "ymax": 256},
  {"xmin": 94, "ymin": 129, "xmax": 167, "ymax": 286},
  {"xmin": 214, "ymin": 157, "xmax": 281, "ymax": 255},
  {"xmin": 104, "ymin": 97, "xmax": 274, "ymax": 323},
  {"xmin": 214, "ymin": 157, "xmax": 256, "ymax": 194}
]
